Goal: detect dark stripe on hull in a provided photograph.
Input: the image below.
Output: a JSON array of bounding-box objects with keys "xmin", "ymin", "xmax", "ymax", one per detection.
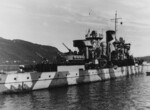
[{"xmin": 0, "ymin": 65, "xmax": 149, "ymax": 93}]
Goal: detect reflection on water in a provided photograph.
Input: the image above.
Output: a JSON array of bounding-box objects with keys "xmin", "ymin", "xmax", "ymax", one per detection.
[{"xmin": 1, "ymin": 74, "xmax": 150, "ymax": 110}]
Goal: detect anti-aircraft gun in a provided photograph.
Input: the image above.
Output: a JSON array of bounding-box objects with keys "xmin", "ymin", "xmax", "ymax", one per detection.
[
  {"xmin": 59, "ymin": 43, "xmax": 85, "ymax": 64},
  {"xmin": 19, "ymin": 52, "xmax": 50, "ymax": 72},
  {"xmin": 107, "ymin": 34, "xmax": 135, "ymax": 66},
  {"xmin": 62, "ymin": 43, "xmax": 73, "ymax": 54},
  {"xmin": 35, "ymin": 52, "xmax": 49, "ymax": 64}
]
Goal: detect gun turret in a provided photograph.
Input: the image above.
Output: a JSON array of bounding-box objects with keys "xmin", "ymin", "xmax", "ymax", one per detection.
[{"xmin": 62, "ymin": 43, "xmax": 73, "ymax": 54}]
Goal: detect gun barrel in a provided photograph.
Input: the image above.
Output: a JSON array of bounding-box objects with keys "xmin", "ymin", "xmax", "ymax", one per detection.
[
  {"xmin": 62, "ymin": 43, "xmax": 72, "ymax": 52},
  {"xmin": 36, "ymin": 52, "xmax": 43, "ymax": 59}
]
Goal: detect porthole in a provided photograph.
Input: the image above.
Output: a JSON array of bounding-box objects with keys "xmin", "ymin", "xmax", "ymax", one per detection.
[
  {"xmin": 39, "ymin": 76, "xmax": 41, "ymax": 78},
  {"xmin": 27, "ymin": 77, "xmax": 29, "ymax": 79},
  {"xmin": 76, "ymin": 73, "xmax": 78, "ymax": 76},
  {"xmin": 49, "ymin": 75, "xmax": 51, "ymax": 78},
  {"xmin": 14, "ymin": 78, "xmax": 17, "ymax": 80}
]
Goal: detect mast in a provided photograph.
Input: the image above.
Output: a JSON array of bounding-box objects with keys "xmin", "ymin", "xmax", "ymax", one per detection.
[
  {"xmin": 111, "ymin": 11, "xmax": 122, "ymax": 41},
  {"xmin": 115, "ymin": 12, "xmax": 117, "ymax": 40}
]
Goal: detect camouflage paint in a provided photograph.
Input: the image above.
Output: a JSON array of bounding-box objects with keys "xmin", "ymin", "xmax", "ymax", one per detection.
[
  {"xmin": 0, "ymin": 65, "xmax": 149, "ymax": 93},
  {"xmin": 49, "ymin": 71, "xmax": 70, "ymax": 87},
  {"xmin": 76, "ymin": 69, "xmax": 90, "ymax": 83},
  {"xmin": 0, "ymin": 74, "xmax": 9, "ymax": 93},
  {"xmin": 97, "ymin": 69, "xmax": 106, "ymax": 80},
  {"xmin": 109, "ymin": 68, "xmax": 116, "ymax": 79}
]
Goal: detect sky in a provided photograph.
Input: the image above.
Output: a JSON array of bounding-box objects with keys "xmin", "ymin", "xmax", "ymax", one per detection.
[{"xmin": 0, "ymin": 0, "xmax": 150, "ymax": 57}]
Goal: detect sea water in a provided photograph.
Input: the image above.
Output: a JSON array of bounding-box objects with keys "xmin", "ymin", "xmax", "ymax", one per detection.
[{"xmin": 0, "ymin": 74, "xmax": 150, "ymax": 110}]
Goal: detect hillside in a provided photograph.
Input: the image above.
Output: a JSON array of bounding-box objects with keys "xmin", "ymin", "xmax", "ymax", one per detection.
[
  {"xmin": 0, "ymin": 37, "xmax": 150, "ymax": 65},
  {"xmin": 139, "ymin": 56, "xmax": 150, "ymax": 63},
  {"xmin": 0, "ymin": 37, "xmax": 60, "ymax": 64}
]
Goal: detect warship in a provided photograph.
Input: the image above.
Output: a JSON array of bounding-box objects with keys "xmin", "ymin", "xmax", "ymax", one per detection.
[{"xmin": 0, "ymin": 12, "xmax": 149, "ymax": 93}]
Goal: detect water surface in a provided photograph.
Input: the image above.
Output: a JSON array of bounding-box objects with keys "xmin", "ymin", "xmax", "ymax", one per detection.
[{"xmin": 0, "ymin": 74, "xmax": 150, "ymax": 110}]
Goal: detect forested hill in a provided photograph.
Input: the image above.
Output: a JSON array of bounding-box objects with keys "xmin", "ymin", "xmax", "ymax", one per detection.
[
  {"xmin": 0, "ymin": 37, "xmax": 60, "ymax": 64},
  {"xmin": 139, "ymin": 56, "xmax": 150, "ymax": 63},
  {"xmin": 0, "ymin": 37, "xmax": 149, "ymax": 65}
]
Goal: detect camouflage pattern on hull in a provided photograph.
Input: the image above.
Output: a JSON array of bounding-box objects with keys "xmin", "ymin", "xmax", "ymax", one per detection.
[{"xmin": 0, "ymin": 65, "xmax": 149, "ymax": 93}]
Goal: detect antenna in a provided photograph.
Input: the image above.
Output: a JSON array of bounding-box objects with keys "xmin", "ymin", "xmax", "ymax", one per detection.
[{"xmin": 111, "ymin": 11, "xmax": 122, "ymax": 41}]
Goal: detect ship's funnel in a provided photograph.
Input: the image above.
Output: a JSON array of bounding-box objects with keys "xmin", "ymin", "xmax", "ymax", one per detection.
[
  {"xmin": 106, "ymin": 30, "xmax": 115, "ymax": 61},
  {"xmin": 106, "ymin": 30, "xmax": 115, "ymax": 42}
]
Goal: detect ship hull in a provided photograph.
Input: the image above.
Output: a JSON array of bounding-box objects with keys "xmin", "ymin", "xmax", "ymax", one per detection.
[{"xmin": 0, "ymin": 65, "xmax": 149, "ymax": 93}]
